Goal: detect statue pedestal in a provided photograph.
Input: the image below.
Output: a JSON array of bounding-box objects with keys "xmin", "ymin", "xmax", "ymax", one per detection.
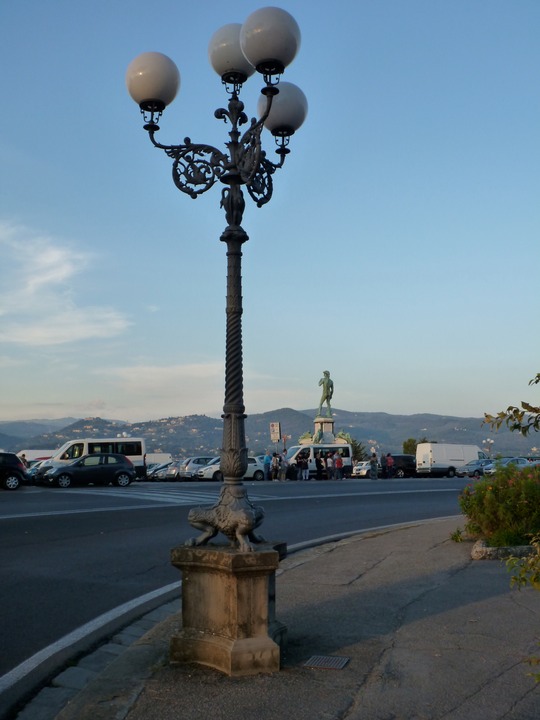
[
  {"xmin": 313, "ymin": 416, "xmax": 335, "ymax": 443},
  {"xmin": 170, "ymin": 543, "xmax": 287, "ymax": 676}
]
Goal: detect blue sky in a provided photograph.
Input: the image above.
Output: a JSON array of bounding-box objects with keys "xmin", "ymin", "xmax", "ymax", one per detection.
[{"xmin": 0, "ymin": 0, "xmax": 538, "ymax": 423}]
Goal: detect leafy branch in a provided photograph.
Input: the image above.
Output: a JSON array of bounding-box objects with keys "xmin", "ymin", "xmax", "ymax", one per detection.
[{"xmin": 484, "ymin": 374, "xmax": 540, "ymax": 436}]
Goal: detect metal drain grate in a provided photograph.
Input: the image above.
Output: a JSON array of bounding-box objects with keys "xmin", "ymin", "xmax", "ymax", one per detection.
[{"xmin": 303, "ymin": 655, "xmax": 350, "ymax": 670}]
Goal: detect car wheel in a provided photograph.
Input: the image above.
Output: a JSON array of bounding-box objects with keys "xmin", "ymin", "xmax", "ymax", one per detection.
[
  {"xmin": 253, "ymin": 470, "xmax": 264, "ymax": 481},
  {"xmin": 3, "ymin": 474, "xmax": 21, "ymax": 490},
  {"xmin": 395, "ymin": 468, "xmax": 405, "ymax": 479},
  {"xmin": 212, "ymin": 471, "xmax": 223, "ymax": 482},
  {"xmin": 114, "ymin": 473, "xmax": 132, "ymax": 487},
  {"xmin": 57, "ymin": 474, "xmax": 72, "ymax": 488},
  {"xmin": 473, "ymin": 470, "xmax": 481, "ymax": 478},
  {"xmin": 447, "ymin": 468, "xmax": 456, "ymax": 478}
]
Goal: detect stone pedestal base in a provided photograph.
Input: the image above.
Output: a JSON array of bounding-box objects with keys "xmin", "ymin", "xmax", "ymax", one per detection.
[
  {"xmin": 170, "ymin": 543, "xmax": 287, "ymax": 676},
  {"xmin": 313, "ymin": 416, "xmax": 335, "ymax": 443}
]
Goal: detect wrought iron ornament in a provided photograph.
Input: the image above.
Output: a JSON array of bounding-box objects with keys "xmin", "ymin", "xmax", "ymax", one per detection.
[{"xmin": 144, "ymin": 87, "xmax": 288, "ymax": 211}]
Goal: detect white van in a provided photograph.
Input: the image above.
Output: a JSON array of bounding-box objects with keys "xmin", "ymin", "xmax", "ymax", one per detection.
[
  {"xmin": 416, "ymin": 443, "xmax": 486, "ymax": 477},
  {"xmin": 286, "ymin": 444, "xmax": 353, "ymax": 478},
  {"xmin": 39, "ymin": 437, "xmax": 147, "ymax": 478}
]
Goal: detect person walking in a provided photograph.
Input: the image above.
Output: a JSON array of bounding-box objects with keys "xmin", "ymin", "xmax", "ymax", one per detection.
[
  {"xmin": 279, "ymin": 450, "xmax": 289, "ymax": 481},
  {"xmin": 334, "ymin": 453, "xmax": 343, "ymax": 480},
  {"xmin": 263, "ymin": 451, "xmax": 272, "ymax": 481},
  {"xmin": 325, "ymin": 452, "xmax": 334, "ymax": 480},
  {"xmin": 296, "ymin": 457, "xmax": 303, "ymax": 481},
  {"xmin": 386, "ymin": 453, "xmax": 395, "ymax": 479},
  {"xmin": 315, "ymin": 452, "xmax": 324, "ymax": 481},
  {"xmin": 299, "ymin": 452, "xmax": 310, "ymax": 481},
  {"xmin": 369, "ymin": 453, "xmax": 379, "ymax": 480},
  {"xmin": 271, "ymin": 453, "xmax": 280, "ymax": 481}
]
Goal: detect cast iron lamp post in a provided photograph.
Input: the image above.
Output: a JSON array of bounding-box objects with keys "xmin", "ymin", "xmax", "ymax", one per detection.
[{"xmin": 127, "ymin": 7, "xmax": 307, "ymax": 551}]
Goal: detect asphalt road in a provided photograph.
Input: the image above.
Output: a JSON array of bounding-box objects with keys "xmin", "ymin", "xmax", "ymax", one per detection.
[{"xmin": 0, "ymin": 477, "xmax": 467, "ymax": 679}]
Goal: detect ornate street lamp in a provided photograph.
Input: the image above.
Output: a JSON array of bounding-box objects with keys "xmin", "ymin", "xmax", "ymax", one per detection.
[
  {"xmin": 127, "ymin": 7, "xmax": 307, "ymax": 551},
  {"xmin": 483, "ymin": 437, "xmax": 495, "ymax": 457}
]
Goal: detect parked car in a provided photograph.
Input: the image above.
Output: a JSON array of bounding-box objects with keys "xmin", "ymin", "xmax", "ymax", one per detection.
[
  {"xmin": 154, "ymin": 461, "xmax": 184, "ymax": 481},
  {"xmin": 196, "ymin": 456, "xmax": 265, "ymax": 481},
  {"xmin": 178, "ymin": 456, "xmax": 216, "ymax": 480},
  {"xmin": 352, "ymin": 461, "xmax": 372, "ymax": 477},
  {"xmin": 147, "ymin": 461, "xmax": 173, "ymax": 481},
  {"xmin": 483, "ymin": 457, "xmax": 531, "ymax": 476},
  {"xmin": 194, "ymin": 457, "xmax": 221, "ymax": 481},
  {"xmin": 39, "ymin": 453, "xmax": 136, "ymax": 488},
  {"xmin": 456, "ymin": 458, "xmax": 493, "ymax": 478},
  {"xmin": 0, "ymin": 452, "xmax": 28, "ymax": 490},
  {"xmin": 26, "ymin": 459, "xmax": 49, "ymax": 484},
  {"xmin": 385, "ymin": 454, "xmax": 417, "ymax": 478}
]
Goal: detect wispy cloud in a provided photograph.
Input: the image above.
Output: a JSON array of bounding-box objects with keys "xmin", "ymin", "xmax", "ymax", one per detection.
[
  {"xmin": 102, "ymin": 362, "xmax": 223, "ymax": 393},
  {"xmin": 96, "ymin": 362, "xmax": 225, "ymax": 417},
  {"xmin": 0, "ymin": 221, "xmax": 131, "ymax": 346},
  {"xmin": 0, "ymin": 355, "xmax": 24, "ymax": 369},
  {"xmin": 91, "ymin": 363, "xmax": 313, "ymax": 420}
]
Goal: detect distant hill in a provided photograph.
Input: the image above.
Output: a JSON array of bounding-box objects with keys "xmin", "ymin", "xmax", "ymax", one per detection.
[
  {"xmin": 0, "ymin": 418, "xmax": 78, "ymax": 452},
  {"xmin": 248, "ymin": 408, "xmax": 535, "ymax": 456},
  {"xmin": 0, "ymin": 418, "xmax": 78, "ymax": 440},
  {"xmin": 0, "ymin": 432, "xmax": 22, "ymax": 451},
  {"xmin": 2, "ymin": 410, "xmax": 535, "ymax": 458}
]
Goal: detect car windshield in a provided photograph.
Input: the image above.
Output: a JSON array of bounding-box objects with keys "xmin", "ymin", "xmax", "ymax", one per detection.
[{"xmin": 286, "ymin": 446, "xmax": 301, "ymax": 460}]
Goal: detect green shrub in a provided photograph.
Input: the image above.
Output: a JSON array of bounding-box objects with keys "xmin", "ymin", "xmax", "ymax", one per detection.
[
  {"xmin": 507, "ymin": 535, "xmax": 540, "ymax": 589},
  {"xmin": 458, "ymin": 464, "xmax": 540, "ymax": 546},
  {"xmin": 507, "ymin": 535, "xmax": 540, "ymax": 681}
]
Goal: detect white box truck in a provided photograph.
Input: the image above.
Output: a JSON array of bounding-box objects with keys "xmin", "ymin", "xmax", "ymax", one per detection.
[{"xmin": 416, "ymin": 443, "xmax": 487, "ymax": 477}]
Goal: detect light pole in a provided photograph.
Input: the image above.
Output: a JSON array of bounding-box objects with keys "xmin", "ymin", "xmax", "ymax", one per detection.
[
  {"xmin": 483, "ymin": 437, "xmax": 495, "ymax": 457},
  {"xmin": 126, "ymin": 7, "xmax": 307, "ymax": 551}
]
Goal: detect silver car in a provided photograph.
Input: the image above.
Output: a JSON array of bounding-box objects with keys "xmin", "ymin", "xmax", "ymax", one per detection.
[
  {"xmin": 352, "ymin": 461, "xmax": 370, "ymax": 477},
  {"xmin": 179, "ymin": 456, "xmax": 216, "ymax": 480},
  {"xmin": 352, "ymin": 460, "xmax": 381, "ymax": 478},
  {"xmin": 483, "ymin": 457, "xmax": 531, "ymax": 475},
  {"xmin": 197, "ymin": 456, "xmax": 265, "ymax": 481},
  {"xmin": 456, "ymin": 459, "xmax": 493, "ymax": 478}
]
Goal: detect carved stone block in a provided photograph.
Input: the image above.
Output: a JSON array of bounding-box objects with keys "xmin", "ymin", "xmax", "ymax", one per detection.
[{"xmin": 170, "ymin": 543, "xmax": 287, "ymax": 676}]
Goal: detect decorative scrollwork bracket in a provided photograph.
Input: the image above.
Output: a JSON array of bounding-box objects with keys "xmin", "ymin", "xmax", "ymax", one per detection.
[{"xmin": 145, "ymin": 85, "xmax": 287, "ymax": 221}]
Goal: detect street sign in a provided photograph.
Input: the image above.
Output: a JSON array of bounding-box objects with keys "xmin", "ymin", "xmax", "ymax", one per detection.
[{"xmin": 270, "ymin": 422, "xmax": 281, "ymax": 443}]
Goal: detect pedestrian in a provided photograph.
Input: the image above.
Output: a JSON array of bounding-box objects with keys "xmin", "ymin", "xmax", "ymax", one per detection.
[
  {"xmin": 369, "ymin": 453, "xmax": 378, "ymax": 480},
  {"xmin": 334, "ymin": 452, "xmax": 343, "ymax": 480},
  {"xmin": 20, "ymin": 453, "xmax": 29, "ymax": 468},
  {"xmin": 263, "ymin": 451, "xmax": 272, "ymax": 481},
  {"xmin": 271, "ymin": 453, "xmax": 280, "ymax": 481},
  {"xmin": 315, "ymin": 452, "xmax": 324, "ymax": 481},
  {"xmin": 299, "ymin": 452, "xmax": 310, "ymax": 481},
  {"xmin": 386, "ymin": 453, "xmax": 395, "ymax": 479},
  {"xmin": 326, "ymin": 452, "xmax": 334, "ymax": 480},
  {"xmin": 296, "ymin": 453, "xmax": 303, "ymax": 481},
  {"xmin": 381, "ymin": 453, "xmax": 387, "ymax": 479},
  {"xmin": 279, "ymin": 450, "xmax": 289, "ymax": 481}
]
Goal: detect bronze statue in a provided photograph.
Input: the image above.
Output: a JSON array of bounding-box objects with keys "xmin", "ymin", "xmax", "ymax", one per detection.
[{"xmin": 317, "ymin": 370, "xmax": 334, "ymax": 418}]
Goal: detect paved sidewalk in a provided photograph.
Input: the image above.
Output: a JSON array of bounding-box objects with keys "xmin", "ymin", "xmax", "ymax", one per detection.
[{"xmin": 16, "ymin": 518, "xmax": 540, "ymax": 719}]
